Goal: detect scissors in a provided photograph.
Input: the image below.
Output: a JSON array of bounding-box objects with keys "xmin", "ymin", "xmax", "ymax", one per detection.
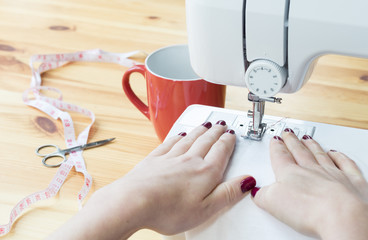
[{"xmin": 36, "ymin": 138, "xmax": 115, "ymax": 168}]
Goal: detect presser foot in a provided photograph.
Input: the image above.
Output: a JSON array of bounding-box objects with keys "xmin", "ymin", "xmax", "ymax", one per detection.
[
  {"xmin": 243, "ymin": 122, "xmax": 267, "ymax": 141},
  {"xmin": 243, "ymin": 92, "xmax": 282, "ymax": 141}
]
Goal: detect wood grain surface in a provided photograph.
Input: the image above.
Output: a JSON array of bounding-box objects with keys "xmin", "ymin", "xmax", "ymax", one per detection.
[{"xmin": 0, "ymin": 0, "xmax": 367, "ymax": 239}]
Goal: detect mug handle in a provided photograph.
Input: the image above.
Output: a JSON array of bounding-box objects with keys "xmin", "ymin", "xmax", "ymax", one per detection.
[{"xmin": 122, "ymin": 64, "xmax": 150, "ymax": 119}]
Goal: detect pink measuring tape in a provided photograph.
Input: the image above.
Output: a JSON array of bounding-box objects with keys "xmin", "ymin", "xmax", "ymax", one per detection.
[{"xmin": 0, "ymin": 49, "xmax": 141, "ymax": 236}]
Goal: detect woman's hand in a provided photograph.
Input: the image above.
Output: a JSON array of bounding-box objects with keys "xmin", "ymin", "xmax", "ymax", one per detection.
[
  {"xmin": 48, "ymin": 121, "xmax": 256, "ymax": 240},
  {"xmin": 252, "ymin": 129, "xmax": 368, "ymax": 240},
  {"xmin": 112, "ymin": 121, "xmax": 255, "ymax": 235}
]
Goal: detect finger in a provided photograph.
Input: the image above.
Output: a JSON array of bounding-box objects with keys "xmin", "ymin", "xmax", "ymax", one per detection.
[
  {"xmin": 282, "ymin": 129, "xmax": 317, "ymax": 167},
  {"xmin": 147, "ymin": 132, "xmax": 187, "ymax": 157},
  {"xmin": 328, "ymin": 150, "xmax": 364, "ymax": 177},
  {"xmin": 165, "ymin": 122, "xmax": 212, "ymax": 157},
  {"xmin": 270, "ymin": 135, "xmax": 297, "ymax": 178},
  {"xmin": 203, "ymin": 129, "xmax": 236, "ymax": 175},
  {"xmin": 186, "ymin": 120, "xmax": 228, "ymax": 158},
  {"xmin": 301, "ymin": 136, "xmax": 336, "ymax": 168},
  {"xmin": 202, "ymin": 176, "xmax": 256, "ymax": 217}
]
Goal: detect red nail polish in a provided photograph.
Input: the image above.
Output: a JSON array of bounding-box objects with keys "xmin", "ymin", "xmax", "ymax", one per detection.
[
  {"xmin": 216, "ymin": 120, "xmax": 226, "ymax": 126},
  {"xmin": 240, "ymin": 177, "xmax": 256, "ymax": 193},
  {"xmin": 178, "ymin": 132, "xmax": 187, "ymax": 137},
  {"xmin": 284, "ymin": 128, "xmax": 294, "ymax": 134},
  {"xmin": 202, "ymin": 122, "xmax": 212, "ymax": 129},
  {"xmin": 251, "ymin": 187, "xmax": 260, "ymax": 197},
  {"xmin": 302, "ymin": 135, "xmax": 312, "ymax": 140},
  {"xmin": 330, "ymin": 149, "xmax": 337, "ymax": 152},
  {"xmin": 273, "ymin": 136, "xmax": 284, "ymax": 142},
  {"xmin": 226, "ymin": 129, "xmax": 235, "ymax": 135}
]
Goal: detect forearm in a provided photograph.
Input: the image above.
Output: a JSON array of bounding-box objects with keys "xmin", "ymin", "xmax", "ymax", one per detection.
[{"xmin": 47, "ymin": 183, "xmax": 147, "ymax": 240}]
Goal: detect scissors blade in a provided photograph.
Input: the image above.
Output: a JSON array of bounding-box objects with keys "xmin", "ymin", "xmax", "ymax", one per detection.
[
  {"xmin": 84, "ymin": 138, "xmax": 116, "ymax": 149},
  {"xmin": 64, "ymin": 138, "xmax": 115, "ymax": 153}
]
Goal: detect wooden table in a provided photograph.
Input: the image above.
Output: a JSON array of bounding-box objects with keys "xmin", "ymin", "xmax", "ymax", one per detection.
[{"xmin": 0, "ymin": 0, "xmax": 367, "ymax": 239}]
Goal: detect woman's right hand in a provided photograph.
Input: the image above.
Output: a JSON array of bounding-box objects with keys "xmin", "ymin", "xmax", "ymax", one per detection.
[{"xmin": 252, "ymin": 129, "xmax": 368, "ymax": 240}]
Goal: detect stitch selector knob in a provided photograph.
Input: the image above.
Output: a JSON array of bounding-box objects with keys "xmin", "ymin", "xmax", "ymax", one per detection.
[{"xmin": 245, "ymin": 60, "xmax": 287, "ymax": 98}]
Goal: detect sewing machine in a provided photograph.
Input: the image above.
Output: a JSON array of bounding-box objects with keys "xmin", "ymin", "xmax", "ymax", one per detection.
[
  {"xmin": 187, "ymin": 0, "xmax": 368, "ymax": 141},
  {"xmin": 164, "ymin": 0, "xmax": 368, "ymax": 239}
]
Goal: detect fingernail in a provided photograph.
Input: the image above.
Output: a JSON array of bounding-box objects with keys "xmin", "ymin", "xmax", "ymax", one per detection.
[
  {"xmin": 240, "ymin": 176, "xmax": 256, "ymax": 193},
  {"xmin": 330, "ymin": 149, "xmax": 338, "ymax": 152},
  {"xmin": 202, "ymin": 121, "xmax": 212, "ymax": 129},
  {"xmin": 284, "ymin": 128, "xmax": 294, "ymax": 134},
  {"xmin": 273, "ymin": 136, "xmax": 284, "ymax": 142},
  {"xmin": 216, "ymin": 120, "xmax": 226, "ymax": 126},
  {"xmin": 302, "ymin": 135, "xmax": 313, "ymax": 140},
  {"xmin": 178, "ymin": 132, "xmax": 187, "ymax": 137},
  {"xmin": 226, "ymin": 129, "xmax": 235, "ymax": 135},
  {"xmin": 251, "ymin": 187, "xmax": 260, "ymax": 198}
]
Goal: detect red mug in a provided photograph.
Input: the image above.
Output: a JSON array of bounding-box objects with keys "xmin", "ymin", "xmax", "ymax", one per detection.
[{"xmin": 122, "ymin": 45, "xmax": 226, "ymax": 142}]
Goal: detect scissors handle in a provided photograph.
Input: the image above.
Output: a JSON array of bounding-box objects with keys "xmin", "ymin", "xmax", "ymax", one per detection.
[
  {"xmin": 35, "ymin": 144, "xmax": 67, "ymax": 168},
  {"xmin": 42, "ymin": 154, "xmax": 67, "ymax": 168},
  {"xmin": 35, "ymin": 144, "xmax": 61, "ymax": 156}
]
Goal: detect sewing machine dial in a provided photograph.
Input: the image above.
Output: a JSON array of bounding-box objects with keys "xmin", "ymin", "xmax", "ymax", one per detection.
[{"xmin": 245, "ymin": 60, "xmax": 287, "ymax": 97}]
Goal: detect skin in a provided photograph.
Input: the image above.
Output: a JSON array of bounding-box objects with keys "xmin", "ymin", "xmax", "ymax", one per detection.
[
  {"xmin": 47, "ymin": 122, "xmax": 254, "ymax": 240},
  {"xmin": 48, "ymin": 124, "xmax": 368, "ymax": 240},
  {"xmin": 252, "ymin": 130, "xmax": 368, "ymax": 240}
]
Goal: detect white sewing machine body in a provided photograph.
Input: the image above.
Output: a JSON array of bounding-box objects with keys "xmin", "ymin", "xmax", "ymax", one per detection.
[
  {"xmin": 187, "ymin": 0, "xmax": 368, "ymax": 94},
  {"xmin": 164, "ymin": 0, "xmax": 368, "ymax": 239},
  {"xmin": 187, "ymin": 0, "xmax": 368, "ymax": 141}
]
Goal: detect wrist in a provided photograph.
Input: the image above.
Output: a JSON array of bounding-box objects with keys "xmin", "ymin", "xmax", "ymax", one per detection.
[
  {"xmin": 86, "ymin": 180, "xmax": 151, "ymax": 239},
  {"xmin": 318, "ymin": 198, "xmax": 368, "ymax": 240},
  {"xmin": 48, "ymin": 179, "xmax": 151, "ymax": 240}
]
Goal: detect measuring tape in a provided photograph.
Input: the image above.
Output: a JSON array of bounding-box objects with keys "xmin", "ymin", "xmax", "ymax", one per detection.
[{"xmin": 0, "ymin": 49, "xmax": 142, "ymax": 236}]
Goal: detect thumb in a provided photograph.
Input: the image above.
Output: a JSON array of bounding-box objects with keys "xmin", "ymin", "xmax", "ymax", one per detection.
[
  {"xmin": 251, "ymin": 184, "xmax": 278, "ymax": 215},
  {"xmin": 251, "ymin": 185, "xmax": 266, "ymax": 208},
  {"xmin": 204, "ymin": 176, "xmax": 256, "ymax": 215}
]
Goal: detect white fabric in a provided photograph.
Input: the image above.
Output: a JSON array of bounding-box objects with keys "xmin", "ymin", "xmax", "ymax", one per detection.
[{"xmin": 165, "ymin": 105, "xmax": 368, "ymax": 240}]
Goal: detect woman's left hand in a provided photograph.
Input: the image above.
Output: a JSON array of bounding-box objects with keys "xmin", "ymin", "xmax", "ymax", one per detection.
[
  {"xmin": 106, "ymin": 121, "xmax": 255, "ymax": 235},
  {"xmin": 48, "ymin": 121, "xmax": 255, "ymax": 240}
]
